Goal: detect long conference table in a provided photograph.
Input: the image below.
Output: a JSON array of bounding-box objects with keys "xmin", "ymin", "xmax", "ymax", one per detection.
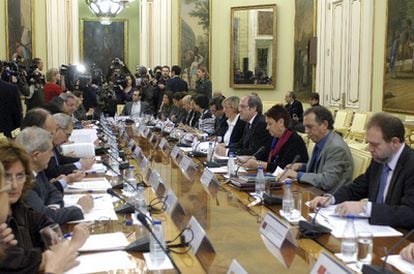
[{"xmin": 65, "ymin": 121, "xmax": 413, "ymax": 273}]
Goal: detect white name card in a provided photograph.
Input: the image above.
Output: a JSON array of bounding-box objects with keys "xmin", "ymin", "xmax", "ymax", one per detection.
[
  {"xmin": 159, "ymin": 138, "xmax": 168, "ymax": 151},
  {"xmin": 133, "ymin": 146, "xmax": 142, "ymax": 159},
  {"xmin": 183, "ymin": 216, "xmax": 206, "ymax": 254},
  {"xmin": 310, "ymin": 252, "xmax": 352, "ymax": 274},
  {"xmin": 128, "ymin": 139, "xmax": 136, "ymax": 150},
  {"xmin": 171, "ymin": 145, "xmax": 180, "ymax": 161},
  {"xmin": 260, "ymin": 212, "xmax": 294, "ymax": 249},
  {"xmin": 149, "ymin": 170, "xmax": 160, "ymax": 190},
  {"xmin": 140, "ymin": 156, "xmax": 149, "ymax": 172},
  {"xmin": 165, "ymin": 189, "xmax": 178, "ymax": 215},
  {"xmin": 226, "ymin": 259, "xmax": 248, "ymax": 274},
  {"xmin": 200, "ymin": 168, "xmax": 214, "ymax": 187},
  {"xmin": 179, "ymin": 155, "xmax": 193, "ymax": 172}
]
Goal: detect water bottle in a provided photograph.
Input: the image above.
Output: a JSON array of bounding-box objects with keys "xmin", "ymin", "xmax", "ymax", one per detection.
[
  {"xmin": 282, "ymin": 179, "xmax": 294, "ymax": 217},
  {"xmin": 150, "ymin": 220, "xmax": 166, "ymax": 265},
  {"xmin": 255, "ymin": 165, "xmax": 266, "ymax": 197},
  {"xmin": 111, "ymin": 158, "xmax": 120, "ymax": 176},
  {"xmin": 341, "ymin": 215, "xmax": 357, "ymax": 261},
  {"xmin": 207, "ymin": 142, "xmax": 214, "ymax": 162},
  {"xmin": 191, "ymin": 136, "xmax": 199, "ymax": 151},
  {"xmin": 132, "ymin": 185, "xmax": 147, "ymax": 214},
  {"xmin": 124, "ymin": 166, "xmax": 137, "ymax": 195},
  {"xmin": 227, "ymin": 152, "xmax": 236, "ymax": 177}
]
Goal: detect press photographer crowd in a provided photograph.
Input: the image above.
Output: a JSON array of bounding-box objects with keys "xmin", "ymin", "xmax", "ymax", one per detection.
[{"xmin": 0, "ymin": 56, "xmax": 215, "ymax": 138}]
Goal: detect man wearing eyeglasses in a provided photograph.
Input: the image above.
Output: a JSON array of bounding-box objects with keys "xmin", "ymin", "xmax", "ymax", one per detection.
[
  {"xmin": 16, "ymin": 127, "xmax": 93, "ymax": 224},
  {"xmin": 215, "ymin": 94, "xmax": 272, "ymax": 161},
  {"xmin": 122, "ymin": 89, "xmax": 152, "ymax": 117}
]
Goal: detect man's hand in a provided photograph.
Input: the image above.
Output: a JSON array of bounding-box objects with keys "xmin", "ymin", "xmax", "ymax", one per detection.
[
  {"xmin": 80, "ymin": 157, "xmax": 95, "ymax": 170},
  {"xmin": 69, "ymin": 223, "xmax": 90, "ymax": 250},
  {"xmin": 279, "ymin": 169, "xmax": 298, "ymax": 182},
  {"xmin": 77, "ymin": 195, "xmax": 94, "ymax": 213},
  {"xmin": 308, "ymin": 196, "xmax": 332, "ymax": 210},
  {"xmin": 334, "ymin": 201, "xmax": 364, "ymax": 216},
  {"xmin": 66, "ymin": 171, "xmax": 85, "ymax": 184},
  {"xmin": 242, "ymin": 158, "xmax": 258, "ymax": 170},
  {"xmin": 400, "ymin": 243, "xmax": 414, "ymax": 263},
  {"xmin": 215, "ymin": 144, "xmax": 227, "ymax": 156}
]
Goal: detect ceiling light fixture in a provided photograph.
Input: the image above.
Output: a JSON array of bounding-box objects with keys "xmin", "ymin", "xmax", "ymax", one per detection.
[{"xmin": 85, "ymin": 0, "xmax": 131, "ymax": 25}]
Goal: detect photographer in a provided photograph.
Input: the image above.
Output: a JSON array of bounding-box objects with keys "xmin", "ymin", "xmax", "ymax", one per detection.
[
  {"xmin": 0, "ymin": 62, "xmax": 23, "ymax": 137},
  {"xmin": 1, "ymin": 59, "xmax": 31, "ymax": 98},
  {"xmin": 25, "ymin": 57, "xmax": 46, "ymax": 110},
  {"xmin": 135, "ymin": 66, "xmax": 154, "ymax": 113},
  {"xmin": 149, "ymin": 66, "xmax": 162, "ymax": 113},
  {"xmin": 44, "ymin": 68, "xmax": 65, "ymax": 103}
]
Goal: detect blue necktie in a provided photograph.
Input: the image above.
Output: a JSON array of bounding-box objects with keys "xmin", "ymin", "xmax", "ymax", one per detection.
[
  {"xmin": 376, "ymin": 164, "xmax": 391, "ymax": 204},
  {"xmin": 309, "ymin": 146, "xmax": 319, "ymax": 172}
]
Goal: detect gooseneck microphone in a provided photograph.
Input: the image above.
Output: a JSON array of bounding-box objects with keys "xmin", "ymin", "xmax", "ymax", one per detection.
[
  {"xmin": 106, "ymin": 188, "xmax": 181, "ymax": 274},
  {"xmin": 234, "ymin": 146, "xmax": 266, "ymax": 177},
  {"xmin": 362, "ymin": 228, "xmax": 414, "ymax": 274}
]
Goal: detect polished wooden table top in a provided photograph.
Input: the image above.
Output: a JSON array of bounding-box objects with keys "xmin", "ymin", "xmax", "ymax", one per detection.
[{"xmin": 68, "ymin": 124, "xmax": 412, "ymax": 273}]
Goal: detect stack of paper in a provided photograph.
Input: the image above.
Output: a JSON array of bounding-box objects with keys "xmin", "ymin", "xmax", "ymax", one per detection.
[
  {"xmin": 64, "ymin": 251, "xmax": 136, "ymax": 274},
  {"xmin": 63, "ymin": 193, "xmax": 118, "ymax": 222},
  {"xmin": 84, "ymin": 163, "xmax": 107, "ymax": 174},
  {"xmin": 65, "ymin": 178, "xmax": 112, "ymax": 193},
  {"xmin": 78, "ymin": 232, "xmax": 129, "ymax": 252},
  {"xmin": 69, "ymin": 129, "xmax": 98, "ymax": 143},
  {"xmin": 60, "ymin": 143, "xmax": 95, "ymax": 158}
]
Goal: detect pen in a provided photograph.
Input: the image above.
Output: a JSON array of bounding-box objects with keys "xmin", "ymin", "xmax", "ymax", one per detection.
[
  {"xmin": 94, "ymin": 196, "xmax": 104, "ymax": 199},
  {"xmin": 63, "ymin": 232, "xmax": 72, "ymax": 239}
]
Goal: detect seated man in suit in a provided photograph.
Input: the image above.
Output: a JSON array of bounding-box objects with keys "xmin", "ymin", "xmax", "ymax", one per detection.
[
  {"xmin": 215, "ymin": 94, "xmax": 272, "ymax": 161},
  {"xmin": 122, "ymin": 89, "xmax": 152, "ymax": 116},
  {"xmin": 16, "ymin": 126, "xmax": 93, "ymax": 224},
  {"xmin": 281, "ymin": 106, "xmax": 353, "ymax": 192},
  {"xmin": 309, "ymin": 113, "xmax": 414, "ymax": 230}
]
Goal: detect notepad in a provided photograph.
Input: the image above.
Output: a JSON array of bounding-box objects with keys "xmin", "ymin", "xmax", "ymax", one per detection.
[
  {"xmin": 78, "ymin": 232, "xmax": 129, "ymax": 252},
  {"xmin": 67, "ymin": 178, "xmax": 111, "ymax": 191}
]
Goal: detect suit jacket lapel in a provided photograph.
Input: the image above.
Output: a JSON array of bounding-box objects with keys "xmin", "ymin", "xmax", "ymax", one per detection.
[{"xmin": 384, "ymin": 146, "xmax": 408, "ymax": 203}]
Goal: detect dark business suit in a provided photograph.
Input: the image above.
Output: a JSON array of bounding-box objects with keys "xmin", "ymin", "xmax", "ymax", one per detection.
[
  {"xmin": 285, "ymin": 99, "xmax": 304, "ymax": 122},
  {"xmin": 334, "ymin": 145, "xmax": 414, "ymax": 229},
  {"xmin": 45, "ymin": 147, "xmax": 79, "ymax": 192},
  {"xmin": 24, "ymin": 171, "xmax": 84, "ymax": 224},
  {"xmin": 228, "ymin": 114, "xmax": 272, "ymax": 161},
  {"xmin": 0, "ymin": 80, "xmax": 22, "ymax": 137},
  {"xmin": 266, "ymin": 132, "xmax": 309, "ymax": 172},
  {"xmin": 166, "ymin": 76, "xmax": 188, "ymax": 93},
  {"xmin": 122, "ymin": 100, "xmax": 152, "ymax": 116}
]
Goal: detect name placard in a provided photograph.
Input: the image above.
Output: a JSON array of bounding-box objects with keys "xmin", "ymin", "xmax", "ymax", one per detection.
[
  {"xmin": 171, "ymin": 145, "xmax": 180, "ymax": 161},
  {"xmin": 310, "ymin": 252, "xmax": 352, "ymax": 274},
  {"xmin": 179, "ymin": 155, "xmax": 193, "ymax": 172},
  {"xmin": 133, "ymin": 146, "xmax": 142, "ymax": 160},
  {"xmin": 165, "ymin": 189, "xmax": 178, "ymax": 215},
  {"xmin": 200, "ymin": 168, "xmax": 214, "ymax": 187},
  {"xmin": 149, "ymin": 170, "xmax": 160, "ymax": 189},
  {"xmin": 159, "ymin": 138, "xmax": 169, "ymax": 152},
  {"xmin": 128, "ymin": 139, "xmax": 136, "ymax": 151},
  {"xmin": 260, "ymin": 212, "xmax": 295, "ymax": 249},
  {"xmin": 183, "ymin": 216, "xmax": 207, "ymax": 254},
  {"xmin": 140, "ymin": 156, "xmax": 149, "ymax": 172},
  {"xmin": 227, "ymin": 259, "xmax": 248, "ymax": 274}
]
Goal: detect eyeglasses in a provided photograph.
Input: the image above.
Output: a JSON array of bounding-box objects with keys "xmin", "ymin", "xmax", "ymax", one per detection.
[
  {"xmin": 58, "ymin": 127, "xmax": 71, "ymax": 137},
  {"xmin": 5, "ymin": 172, "xmax": 27, "ymax": 185}
]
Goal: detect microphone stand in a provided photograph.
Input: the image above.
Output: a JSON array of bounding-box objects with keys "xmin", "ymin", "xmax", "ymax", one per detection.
[{"xmin": 107, "ymin": 189, "xmax": 182, "ymax": 274}]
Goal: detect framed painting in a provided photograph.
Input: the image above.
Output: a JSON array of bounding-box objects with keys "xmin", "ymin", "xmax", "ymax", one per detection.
[
  {"xmin": 179, "ymin": 0, "xmax": 211, "ymax": 91},
  {"xmin": 80, "ymin": 19, "xmax": 128, "ymax": 77},
  {"xmin": 5, "ymin": 0, "xmax": 34, "ymax": 65},
  {"xmin": 293, "ymin": 0, "xmax": 315, "ymax": 102},
  {"xmin": 383, "ymin": 0, "xmax": 414, "ymax": 114}
]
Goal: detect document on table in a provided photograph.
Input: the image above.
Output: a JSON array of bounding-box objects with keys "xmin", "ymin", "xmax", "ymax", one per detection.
[
  {"xmin": 64, "ymin": 251, "xmax": 136, "ymax": 274},
  {"xmin": 63, "ymin": 193, "xmax": 118, "ymax": 222},
  {"xmin": 383, "ymin": 255, "xmax": 414, "ymax": 274},
  {"xmin": 65, "ymin": 177, "xmax": 112, "ymax": 192},
  {"xmin": 209, "ymin": 166, "xmax": 246, "ymax": 174},
  {"xmin": 69, "ymin": 128, "xmax": 98, "ymax": 143},
  {"xmin": 309, "ymin": 205, "xmax": 403, "ymax": 238},
  {"xmin": 84, "ymin": 163, "xmax": 107, "ymax": 174},
  {"xmin": 78, "ymin": 232, "xmax": 129, "ymax": 252}
]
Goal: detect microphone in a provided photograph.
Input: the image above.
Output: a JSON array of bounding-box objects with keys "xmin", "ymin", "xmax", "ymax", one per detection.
[
  {"xmin": 106, "ymin": 188, "xmax": 181, "ymax": 274},
  {"xmin": 263, "ymin": 154, "xmax": 301, "ymax": 205},
  {"xmin": 362, "ymin": 229, "xmax": 414, "ymax": 274},
  {"xmin": 298, "ymin": 194, "xmax": 334, "ymax": 238},
  {"xmin": 234, "ymin": 146, "xmax": 266, "ymax": 177}
]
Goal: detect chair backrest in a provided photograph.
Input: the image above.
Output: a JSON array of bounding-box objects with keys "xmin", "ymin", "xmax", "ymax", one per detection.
[
  {"xmin": 350, "ymin": 112, "xmax": 370, "ymax": 132},
  {"xmin": 334, "ymin": 110, "xmax": 353, "ymax": 129},
  {"xmin": 350, "ymin": 146, "xmax": 371, "ymax": 180}
]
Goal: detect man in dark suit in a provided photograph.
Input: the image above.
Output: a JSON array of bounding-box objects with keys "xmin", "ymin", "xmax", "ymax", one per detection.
[
  {"xmin": 16, "ymin": 126, "xmax": 93, "ymax": 224},
  {"xmin": 282, "ymin": 106, "xmax": 353, "ymax": 192},
  {"xmin": 309, "ymin": 112, "xmax": 414, "ymax": 230},
  {"xmin": 216, "ymin": 95, "xmax": 272, "ymax": 161},
  {"xmin": 122, "ymin": 89, "xmax": 152, "ymax": 116},
  {"xmin": 0, "ymin": 64, "xmax": 22, "ymax": 137},
  {"xmin": 166, "ymin": 65, "xmax": 188, "ymax": 94},
  {"xmin": 284, "ymin": 91, "xmax": 304, "ymax": 122}
]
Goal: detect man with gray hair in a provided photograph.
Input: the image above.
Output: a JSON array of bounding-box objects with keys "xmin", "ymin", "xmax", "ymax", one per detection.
[
  {"xmin": 16, "ymin": 126, "xmax": 93, "ymax": 224},
  {"xmin": 216, "ymin": 94, "xmax": 272, "ymax": 160}
]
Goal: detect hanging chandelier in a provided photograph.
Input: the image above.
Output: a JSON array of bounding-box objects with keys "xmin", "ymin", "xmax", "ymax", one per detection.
[{"xmin": 85, "ymin": 0, "xmax": 131, "ymax": 25}]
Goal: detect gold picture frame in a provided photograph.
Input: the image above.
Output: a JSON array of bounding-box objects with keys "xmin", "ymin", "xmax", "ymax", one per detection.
[
  {"xmin": 80, "ymin": 18, "xmax": 128, "ymax": 75},
  {"xmin": 230, "ymin": 4, "xmax": 277, "ymax": 89},
  {"xmin": 5, "ymin": 0, "xmax": 35, "ymax": 64}
]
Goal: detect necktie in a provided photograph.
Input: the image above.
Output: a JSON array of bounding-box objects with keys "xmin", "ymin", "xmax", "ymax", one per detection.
[
  {"xmin": 376, "ymin": 164, "xmax": 391, "ymax": 204},
  {"xmin": 309, "ymin": 146, "xmax": 319, "ymax": 172}
]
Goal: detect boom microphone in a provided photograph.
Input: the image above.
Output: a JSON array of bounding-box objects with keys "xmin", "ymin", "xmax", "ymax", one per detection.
[{"xmin": 235, "ymin": 146, "xmax": 266, "ymax": 177}]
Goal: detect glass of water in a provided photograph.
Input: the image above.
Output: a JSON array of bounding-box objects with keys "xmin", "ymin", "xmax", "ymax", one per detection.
[{"xmin": 357, "ymin": 232, "xmax": 373, "ymax": 268}]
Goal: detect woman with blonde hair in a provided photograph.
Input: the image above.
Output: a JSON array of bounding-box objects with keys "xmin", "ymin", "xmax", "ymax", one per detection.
[{"xmin": 195, "ymin": 66, "xmax": 212, "ymax": 100}]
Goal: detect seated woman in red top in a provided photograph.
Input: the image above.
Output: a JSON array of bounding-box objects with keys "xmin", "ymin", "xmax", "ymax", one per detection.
[
  {"xmin": 242, "ymin": 104, "xmax": 309, "ymax": 172},
  {"xmin": 44, "ymin": 68, "xmax": 65, "ymax": 103}
]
